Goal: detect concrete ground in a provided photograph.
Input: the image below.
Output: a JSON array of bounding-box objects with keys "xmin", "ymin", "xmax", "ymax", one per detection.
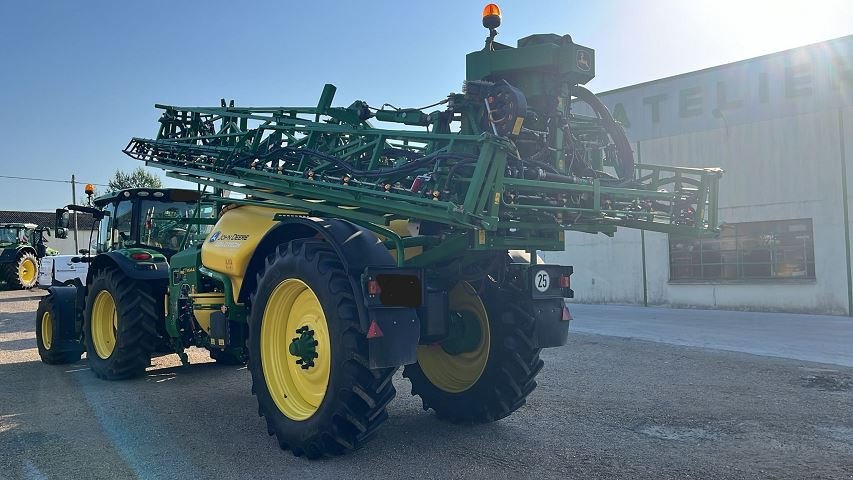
[
  {"xmin": 569, "ymin": 303, "xmax": 853, "ymax": 367},
  {"xmin": 1, "ymin": 291, "xmax": 852, "ymax": 479}
]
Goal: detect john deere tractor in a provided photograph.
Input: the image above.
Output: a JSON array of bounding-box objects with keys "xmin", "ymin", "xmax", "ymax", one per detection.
[
  {"xmin": 36, "ymin": 188, "xmax": 217, "ymax": 365},
  {"xmin": 36, "ymin": 5, "xmax": 723, "ymax": 458},
  {"xmin": 0, "ymin": 222, "xmax": 51, "ymax": 289}
]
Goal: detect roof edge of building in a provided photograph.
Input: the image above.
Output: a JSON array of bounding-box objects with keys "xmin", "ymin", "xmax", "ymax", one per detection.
[{"xmin": 596, "ymin": 33, "xmax": 853, "ymax": 97}]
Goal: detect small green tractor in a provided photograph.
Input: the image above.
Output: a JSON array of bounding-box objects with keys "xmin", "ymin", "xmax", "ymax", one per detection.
[
  {"xmin": 36, "ymin": 5, "xmax": 723, "ymax": 458},
  {"xmin": 0, "ymin": 222, "xmax": 52, "ymax": 289}
]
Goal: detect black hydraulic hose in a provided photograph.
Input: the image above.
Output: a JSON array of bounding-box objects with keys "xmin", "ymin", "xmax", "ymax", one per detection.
[
  {"xmin": 300, "ymin": 149, "xmax": 477, "ymax": 178},
  {"xmin": 229, "ymin": 145, "xmax": 477, "ymax": 179},
  {"xmin": 516, "ymin": 157, "xmax": 561, "ymax": 175},
  {"xmin": 569, "ymin": 85, "xmax": 635, "ymax": 179},
  {"xmin": 443, "ymin": 157, "xmax": 480, "ymax": 190},
  {"xmin": 381, "ymin": 147, "xmax": 422, "ymax": 160},
  {"xmin": 519, "ymin": 167, "xmax": 593, "ymax": 185}
]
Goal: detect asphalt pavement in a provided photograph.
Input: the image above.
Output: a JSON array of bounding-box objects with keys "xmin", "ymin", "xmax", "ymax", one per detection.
[{"xmin": 1, "ymin": 291, "xmax": 852, "ymax": 479}]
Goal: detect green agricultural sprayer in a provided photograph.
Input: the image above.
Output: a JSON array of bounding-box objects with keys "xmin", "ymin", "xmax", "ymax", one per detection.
[{"xmin": 37, "ymin": 5, "xmax": 722, "ymax": 458}]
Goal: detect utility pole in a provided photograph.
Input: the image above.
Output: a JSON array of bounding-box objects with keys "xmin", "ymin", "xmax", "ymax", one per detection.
[{"xmin": 71, "ymin": 174, "xmax": 79, "ymax": 252}]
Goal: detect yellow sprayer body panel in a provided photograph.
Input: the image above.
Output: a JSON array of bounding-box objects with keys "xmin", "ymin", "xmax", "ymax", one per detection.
[{"xmin": 201, "ymin": 205, "xmax": 304, "ymax": 302}]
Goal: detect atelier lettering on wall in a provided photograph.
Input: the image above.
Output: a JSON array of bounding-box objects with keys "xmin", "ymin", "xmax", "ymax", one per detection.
[{"xmin": 592, "ymin": 36, "xmax": 853, "ymax": 142}]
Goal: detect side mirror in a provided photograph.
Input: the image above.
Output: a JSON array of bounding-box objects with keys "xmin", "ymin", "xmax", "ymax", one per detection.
[
  {"xmin": 55, "ymin": 227, "xmax": 67, "ymax": 240},
  {"xmin": 55, "ymin": 209, "xmax": 70, "ymax": 236}
]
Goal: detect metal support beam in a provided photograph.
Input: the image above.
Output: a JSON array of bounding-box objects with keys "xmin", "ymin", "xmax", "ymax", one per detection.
[{"xmin": 838, "ymin": 109, "xmax": 853, "ymax": 316}]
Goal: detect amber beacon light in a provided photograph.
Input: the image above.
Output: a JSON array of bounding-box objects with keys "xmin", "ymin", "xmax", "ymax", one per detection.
[{"xmin": 482, "ymin": 3, "xmax": 501, "ymax": 29}]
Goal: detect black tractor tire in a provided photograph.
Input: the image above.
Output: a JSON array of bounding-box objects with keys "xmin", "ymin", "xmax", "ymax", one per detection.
[
  {"xmin": 4, "ymin": 251, "xmax": 39, "ymax": 289},
  {"xmin": 83, "ymin": 267, "xmax": 160, "ymax": 380},
  {"xmin": 209, "ymin": 347, "xmax": 246, "ymax": 365},
  {"xmin": 35, "ymin": 293, "xmax": 83, "ymax": 365},
  {"xmin": 247, "ymin": 240, "xmax": 396, "ymax": 459},
  {"xmin": 403, "ymin": 281, "xmax": 544, "ymax": 423}
]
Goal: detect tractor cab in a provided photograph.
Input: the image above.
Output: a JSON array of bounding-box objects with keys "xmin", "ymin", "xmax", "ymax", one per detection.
[
  {"xmin": 55, "ymin": 188, "xmax": 216, "ymax": 257},
  {"xmin": 0, "ymin": 222, "xmax": 37, "ymax": 247}
]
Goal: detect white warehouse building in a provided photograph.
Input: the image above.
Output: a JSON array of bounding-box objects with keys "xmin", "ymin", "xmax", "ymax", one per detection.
[{"xmin": 544, "ymin": 35, "xmax": 853, "ymax": 315}]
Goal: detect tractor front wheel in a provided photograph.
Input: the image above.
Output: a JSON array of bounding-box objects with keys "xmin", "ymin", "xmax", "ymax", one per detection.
[
  {"xmin": 4, "ymin": 252, "xmax": 39, "ymax": 289},
  {"xmin": 247, "ymin": 240, "xmax": 396, "ymax": 458},
  {"xmin": 403, "ymin": 281, "xmax": 544, "ymax": 423},
  {"xmin": 84, "ymin": 267, "xmax": 160, "ymax": 380}
]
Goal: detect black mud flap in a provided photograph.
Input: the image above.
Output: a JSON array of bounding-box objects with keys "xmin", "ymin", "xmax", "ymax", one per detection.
[
  {"xmin": 501, "ymin": 263, "xmax": 573, "ymax": 348},
  {"xmin": 366, "ymin": 308, "xmax": 420, "ymax": 369},
  {"xmin": 45, "ymin": 286, "xmax": 85, "ymax": 354},
  {"xmin": 361, "ymin": 267, "xmax": 424, "ymax": 369},
  {"xmin": 531, "ymin": 298, "xmax": 570, "ymax": 348},
  {"xmin": 209, "ymin": 311, "xmax": 230, "ymax": 349},
  {"xmin": 496, "ymin": 297, "xmax": 570, "ymax": 349}
]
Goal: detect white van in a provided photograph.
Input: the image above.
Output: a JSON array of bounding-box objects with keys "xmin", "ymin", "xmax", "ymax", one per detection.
[{"xmin": 38, "ymin": 254, "xmax": 88, "ymax": 287}]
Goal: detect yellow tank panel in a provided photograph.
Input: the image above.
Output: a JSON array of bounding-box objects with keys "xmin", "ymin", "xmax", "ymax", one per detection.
[
  {"xmin": 386, "ymin": 219, "xmax": 422, "ymax": 260},
  {"xmin": 202, "ymin": 207, "xmax": 429, "ymax": 302},
  {"xmin": 190, "ymin": 292, "xmax": 225, "ymax": 333},
  {"xmin": 201, "ymin": 205, "xmax": 304, "ymax": 302}
]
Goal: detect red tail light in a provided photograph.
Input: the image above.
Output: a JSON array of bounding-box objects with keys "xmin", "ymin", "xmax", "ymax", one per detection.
[
  {"xmin": 130, "ymin": 252, "xmax": 152, "ymax": 261},
  {"xmin": 367, "ymin": 279, "xmax": 382, "ymax": 295}
]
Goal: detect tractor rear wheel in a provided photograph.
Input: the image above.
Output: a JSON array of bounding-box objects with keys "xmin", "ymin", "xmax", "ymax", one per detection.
[
  {"xmin": 4, "ymin": 252, "xmax": 39, "ymax": 289},
  {"xmin": 35, "ymin": 292, "xmax": 83, "ymax": 365},
  {"xmin": 403, "ymin": 281, "xmax": 544, "ymax": 423},
  {"xmin": 247, "ymin": 240, "xmax": 396, "ymax": 458},
  {"xmin": 83, "ymin": 267, "xmax": 160, "ymax": 380}
]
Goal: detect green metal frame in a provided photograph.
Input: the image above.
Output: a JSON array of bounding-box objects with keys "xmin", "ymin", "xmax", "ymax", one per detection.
[{"xmin": 123, "ymin": 32, "xmax": 723, "ymax": 269}]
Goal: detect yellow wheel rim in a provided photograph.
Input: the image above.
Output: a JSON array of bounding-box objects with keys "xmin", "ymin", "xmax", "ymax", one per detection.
[
  {"xmin": 41, "ymin": 311, "xmax": 53, "ymax": 350},
  {"xmin": 416, "ymin": 282, "xmax": 491, "ymax": 393},
  {"xmin": 19, "ymin": 258, "xmax": 36, "ymax": 284},
  {"xmin": 261, "ymin": 278, "xmax": 331, "ymax": 421},
  {"xmin": 91, "ymin": 290, "xmax": 118, "ymax": 359}
]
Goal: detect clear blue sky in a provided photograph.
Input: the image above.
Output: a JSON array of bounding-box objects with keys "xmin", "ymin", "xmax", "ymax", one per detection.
[{"xmin": 1, "ymin": 0, "xmax": 850, "ymax": 212}]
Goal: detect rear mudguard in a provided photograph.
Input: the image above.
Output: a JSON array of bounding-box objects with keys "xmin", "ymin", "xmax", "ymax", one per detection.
[
  {"xmin": 204, "ymin": 206, "xmax": 419, "ymax": 368},
  {"xmin": 263, "ymin": 217, "xmax": 421, "ymax": 368},
  {"xmin": 41, "ymin": 286, "xmax": 85, "ymax": 353},
  {"xmin": 86, "ymin": 250, "xmax": 169, "ymax": 284}
]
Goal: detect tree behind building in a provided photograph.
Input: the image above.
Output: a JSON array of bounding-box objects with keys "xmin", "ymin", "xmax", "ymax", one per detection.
[{"xmin": 107, "ymin": 167, "xmax": 162, "ymax": 192}]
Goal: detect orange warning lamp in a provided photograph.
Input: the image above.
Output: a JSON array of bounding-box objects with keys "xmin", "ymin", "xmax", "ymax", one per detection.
[
  {"xmin": 482, "ymin": 4, "xmax": 501, "ymax": 30},
  {"xmin": 84, "ymin": 184, "xmax": 95, "ymax": 195}
]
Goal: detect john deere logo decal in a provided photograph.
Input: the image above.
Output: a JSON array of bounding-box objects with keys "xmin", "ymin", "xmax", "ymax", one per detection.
[
  {"xmin": 577, "ymin": 51, "xmax": 591, "ymax": 72},
  {"xmin": 208, "ymin": 231, "xmax": 249, "ymax": 247}
]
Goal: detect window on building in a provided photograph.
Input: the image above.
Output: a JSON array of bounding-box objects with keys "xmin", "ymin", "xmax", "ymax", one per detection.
[{"xmin": 669, "ymin": 219, "xmax": 816, "ymax": 282}]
